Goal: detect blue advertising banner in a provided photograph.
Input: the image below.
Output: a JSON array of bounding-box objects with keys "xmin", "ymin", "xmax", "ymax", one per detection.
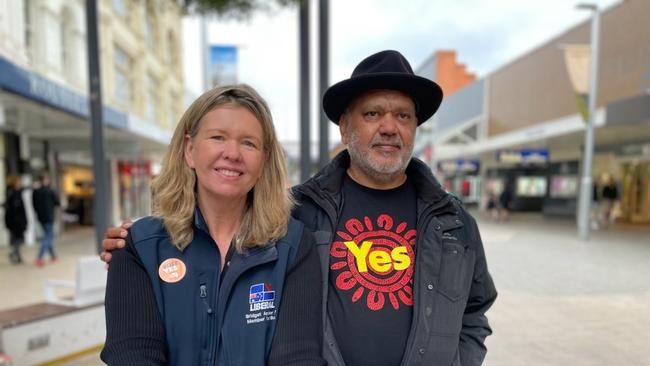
[{"xmin": 209, "ymin": 45, "xmax": 238, "ymax": 87}]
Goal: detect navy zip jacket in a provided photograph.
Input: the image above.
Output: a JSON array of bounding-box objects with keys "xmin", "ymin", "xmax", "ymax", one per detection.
[{"xmin": 101, "ymin": 210, "xmax": 325, "ymax": 366}]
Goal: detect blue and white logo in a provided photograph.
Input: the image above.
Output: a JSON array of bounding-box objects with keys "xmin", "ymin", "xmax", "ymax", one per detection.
[{"xmin": 248, "ymin": 283, "xmax": 276, "ymax": 312}]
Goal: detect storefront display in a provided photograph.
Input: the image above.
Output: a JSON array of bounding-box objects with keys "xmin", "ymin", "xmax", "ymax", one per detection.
[
  {"xmin": 549, "ymin": 176, "xmax": 579, "ymax": 198},
  {"xmin": 620, "ymin": 161, "xmax": 650, "ymax": 223},
  {"xmin": 516, "ymin": 176, "xmax": 547, "ymax": 197},
  {"xmin": 118, "ymin": 161, "xmax": 152, "ymax": 220}
]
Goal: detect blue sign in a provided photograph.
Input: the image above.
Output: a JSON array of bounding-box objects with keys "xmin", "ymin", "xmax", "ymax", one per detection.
[
  {"xmin": 209, "ymin": 45, "xmax": 238, "ymax": 87},
  {"xmin": 0, "ymin": 56, "xmax": 127, "ymax": 129}
]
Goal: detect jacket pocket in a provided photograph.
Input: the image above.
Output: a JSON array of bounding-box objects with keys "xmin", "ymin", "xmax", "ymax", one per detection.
[
  {"xmin": 198, "ymin": 283, "xmax": 213, "ymax": 353},
  {"xmin": 422, "ymin": 333, "xmax": 460, "ymax": 365},
  {"xmin": 437, "ymin": 242, "xmax": 472, "ymax": 302}
]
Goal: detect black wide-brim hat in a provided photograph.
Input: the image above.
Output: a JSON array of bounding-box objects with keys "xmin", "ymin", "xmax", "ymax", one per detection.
[{"xmin": 323, "ymin": 50, "xmax": 443, "ymax": 125}]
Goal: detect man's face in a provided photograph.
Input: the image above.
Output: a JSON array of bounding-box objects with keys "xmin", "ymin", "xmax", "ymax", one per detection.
[{"xmin": 339, "ymin": 89, "xmax": 417, "ymax": 188}]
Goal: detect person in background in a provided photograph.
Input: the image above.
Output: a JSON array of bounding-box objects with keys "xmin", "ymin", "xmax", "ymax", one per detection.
[
  {"xmin": 4, "ymin": 175, "xmax": 27, "ymax": 264},
  {"xmin": 498, "ymin": 183, "xmax": 514, "ymax": 221},
  {"xmin": 486, "ymin": 189, "xmax": 499, "ymax": 221},
  {"xmin": 32, "ymin": 173, "xmax": 60, "ymax": 267},
  {"xmin": 100, "ymin": 84, "xmax": 324, "ymax": 366},
  {"xmin": 600, "ymin": 175, "xmax": 619, "ymax": 226}
]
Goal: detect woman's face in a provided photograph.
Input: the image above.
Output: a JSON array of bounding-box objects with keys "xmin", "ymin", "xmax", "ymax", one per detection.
[{"xmin": 185, "ymin": 105, "xmax": 266, "ymax": 204}]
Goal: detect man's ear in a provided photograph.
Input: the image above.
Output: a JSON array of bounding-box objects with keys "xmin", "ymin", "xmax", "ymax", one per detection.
[
  {"xmin": 339, "ymin": 115, "xmax": 349, "ymax": 145},
  {"xmin": 184, "ymin": 135, "xmax": 195, "ymax": 169}
]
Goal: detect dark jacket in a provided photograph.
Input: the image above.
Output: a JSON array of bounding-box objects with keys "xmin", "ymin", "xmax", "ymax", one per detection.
[
  {"xmin": 4, "ymin": 187, "xmax": 27, "ymax": 236},
  {"xmin": 101, "ymin": 211, "xmax": 325, "ymax": 366},
  {"xmin": 292, "ymin": 151, "xmax": 497, "ymax": 366},
  {"xmin": 32, "ymin": 185, "xmax": 60, "ymax": 224}
]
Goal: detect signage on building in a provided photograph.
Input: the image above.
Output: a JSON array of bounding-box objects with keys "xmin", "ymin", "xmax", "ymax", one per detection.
[
  {"xmin": 497, "ymin": 149, "xmax": 549, "ymax": 164},
  {"xmin": 0, "ymin": 56, "xmax": 127, "ymax": 129},
  {"xmin": 438, "ymin": 159, "xmax": 480, "ymax": 174}
]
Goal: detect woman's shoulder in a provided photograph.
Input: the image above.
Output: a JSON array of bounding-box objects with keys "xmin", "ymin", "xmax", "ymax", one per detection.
[
  {"xmin": 129, "ymin": 216, "xmax": 169, "ymax": 244},
  {"xmin": 281, "ymin": 217, "xmax": 306, "ymax": 243}
]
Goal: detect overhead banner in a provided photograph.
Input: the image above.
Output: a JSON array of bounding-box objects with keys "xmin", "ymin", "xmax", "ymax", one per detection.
[
  {"xmin": 209, "ymin": 45, "xmax": 238, "ymax": 87},
  {"xmin": 562, "ymin": 44, "xmax": 590, "ymax": 122}
]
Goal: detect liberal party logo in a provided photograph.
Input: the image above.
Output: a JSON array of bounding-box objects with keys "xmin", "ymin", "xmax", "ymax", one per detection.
[
  {"xmin": 330, "ymin": 214, "xmax": 416, "ymax": 311},
  {"xmin": 249, "ymin": 283, "xmax": 276, "ymax": 311}
]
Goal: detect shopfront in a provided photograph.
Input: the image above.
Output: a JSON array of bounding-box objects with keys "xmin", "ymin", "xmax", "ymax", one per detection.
[
  {"xmin": 620, "ymin": 157, "xmax": 650, "ymax": 224},
  {"xmin": 486, "ymin": 149, "xmax": 551, "ymax": 212},
  {"xmin": 438, "ymin": 159, "xmax": 481, "ymax": 205},
  {"xmin": 117, "ymin": 161, "xmax": 152, "ymax": 220}
]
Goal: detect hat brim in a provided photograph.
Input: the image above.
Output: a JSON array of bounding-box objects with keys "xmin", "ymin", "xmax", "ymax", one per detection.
[{"xmin": 322, "ymin": 73, "xmax": 443, "ymax": 125}]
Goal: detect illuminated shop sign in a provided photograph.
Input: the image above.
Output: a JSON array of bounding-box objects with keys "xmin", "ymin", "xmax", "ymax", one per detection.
[
  {"xmin": 438, "ymin": 159, "xmax": 480, "ymax": 174},
  {"xmin": 497, "ymin": 149, "xmax": 549, "ymax": 164}
]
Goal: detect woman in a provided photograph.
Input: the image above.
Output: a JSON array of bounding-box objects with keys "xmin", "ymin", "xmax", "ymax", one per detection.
[
  {"xmin": 101, "ymin": 85, "xmax": 324, "ymax": 366},
  {"xmin": 4, "ymin": 175, "xmax": 27, "ymax": 264}
]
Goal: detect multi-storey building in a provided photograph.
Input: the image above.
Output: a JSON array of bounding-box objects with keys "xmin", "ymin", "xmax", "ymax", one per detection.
[
  {"xmin": 418, "ymin": 0, "xmax": 650, "ymax": 224},
  {"xmin": 0, "ymin": 0, "xmax": 184, "ymax": 246}
]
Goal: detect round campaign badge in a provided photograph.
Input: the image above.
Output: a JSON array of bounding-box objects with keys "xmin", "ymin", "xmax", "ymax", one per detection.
[{"xmin": 158, "ymin": 258, "xmax": 187, "ymax": 283}]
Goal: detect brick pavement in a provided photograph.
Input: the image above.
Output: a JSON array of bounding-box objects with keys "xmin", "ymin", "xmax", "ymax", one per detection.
[
  {"xmin": 1, "ymin": 216, "xmax": 649, "ymax": 365},
  {"xmin": 479, "ymin": 213, "xmax": 650, "ymax": 366}
]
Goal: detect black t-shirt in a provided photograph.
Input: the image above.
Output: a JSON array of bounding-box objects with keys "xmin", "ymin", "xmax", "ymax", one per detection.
[{"xmin": 329, "ymin": 175, "xmax": 417, "ymax": 366}]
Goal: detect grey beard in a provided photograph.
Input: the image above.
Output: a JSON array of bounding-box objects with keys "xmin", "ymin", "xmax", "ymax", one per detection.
[{"xmin": 347, "ymin": 130, "xmax": 412, "ymax": 184}]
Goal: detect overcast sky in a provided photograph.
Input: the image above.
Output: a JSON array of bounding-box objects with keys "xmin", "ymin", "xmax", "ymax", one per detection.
[{"xmin": 183, "ymin": 0, "xmax": 621, "ymax": 146}]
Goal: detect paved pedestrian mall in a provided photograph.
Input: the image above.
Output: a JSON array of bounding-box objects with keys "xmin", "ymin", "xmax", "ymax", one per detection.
[{"xmin": 1, "ymin": 214, "xmax": 649, "ymax": 365}]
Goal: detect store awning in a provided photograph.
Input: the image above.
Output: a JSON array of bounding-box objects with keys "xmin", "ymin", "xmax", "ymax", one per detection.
[{"xmin": 606, "ymin": 94, "xmax": 650, "ymax": 126}]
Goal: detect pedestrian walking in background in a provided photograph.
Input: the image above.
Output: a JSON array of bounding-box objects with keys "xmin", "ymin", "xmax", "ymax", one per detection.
[
  {"xmin": 4, "ymin": 175, "xmax": 27, "ymax": 264},
  {"xmin": 600, "ymin": 175, "xmax": 619, "ymax": 227},
  {"xmin": 32, "ymin": 173, "xmax": 60, "ymax": 267},
  {"xmin": 487, "ymin": 189, "xmax": 499, "ymax": 220},
  {"xmin": 499, "ymin": 183, "xmax": 514, "ymax": 221}
]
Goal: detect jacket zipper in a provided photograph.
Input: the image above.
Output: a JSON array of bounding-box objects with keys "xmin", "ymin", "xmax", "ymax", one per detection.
[
  {"xmin": 209, "ymin": 248, "xmax": 279, "ymax": 365},
  {"xmin": 199, "ymin": 284, "xmax": 215, "ymax": 365},
  {"xmin": 400, "ymin": 195, "xmax": 451, "ymax": 366}
]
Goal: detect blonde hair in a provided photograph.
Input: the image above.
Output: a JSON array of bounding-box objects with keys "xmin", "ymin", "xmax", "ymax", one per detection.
[{"xmin": 152, "ymin": 84, "xmax": 294, "ymax": 251}]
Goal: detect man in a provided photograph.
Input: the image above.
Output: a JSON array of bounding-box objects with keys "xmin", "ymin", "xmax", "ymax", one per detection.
[
  {"xmin": 102, "ymin": 50, "xmax": 497, "ymax": 365},
  {"xmin": 4, "ymin": 175, "xmax": 27, "ymax": 264},
  {"xmin": 32, "ymin": 173, "xmax": 60, "ymax": 266}
]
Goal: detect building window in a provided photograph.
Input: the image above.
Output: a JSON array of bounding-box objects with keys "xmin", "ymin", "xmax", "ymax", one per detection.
[
  {"xmin": 114, "ymin": 46, "xmax": 132, "ymax": 108},
  {"xmin": 60, "ymin": 21, "xmax": 67, "ymax": 66},
  {"xmin": 143, "ymin": 2, "xmax": 157, "ymax": 50},
  {"xmin": 145, "ymin": 74, "xmax": 158, "ymax": 123},
  {"xmin": 60, "ymin": 7, "xmax": 74, "ymax": 80},
  {"xmin": 167, "ymin": 31, "xmax": 177, "ymax": 66},
  {"xmin": 168, "ymin": 92, "xmax": 177, "ymax": 127},
  {"xmin": 24, "ymin": 2, "xmax": 32, "ymax": 58},
  {"xmin": 113, "ymin": 0, "xmax": 126, "ymax": 18}
]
